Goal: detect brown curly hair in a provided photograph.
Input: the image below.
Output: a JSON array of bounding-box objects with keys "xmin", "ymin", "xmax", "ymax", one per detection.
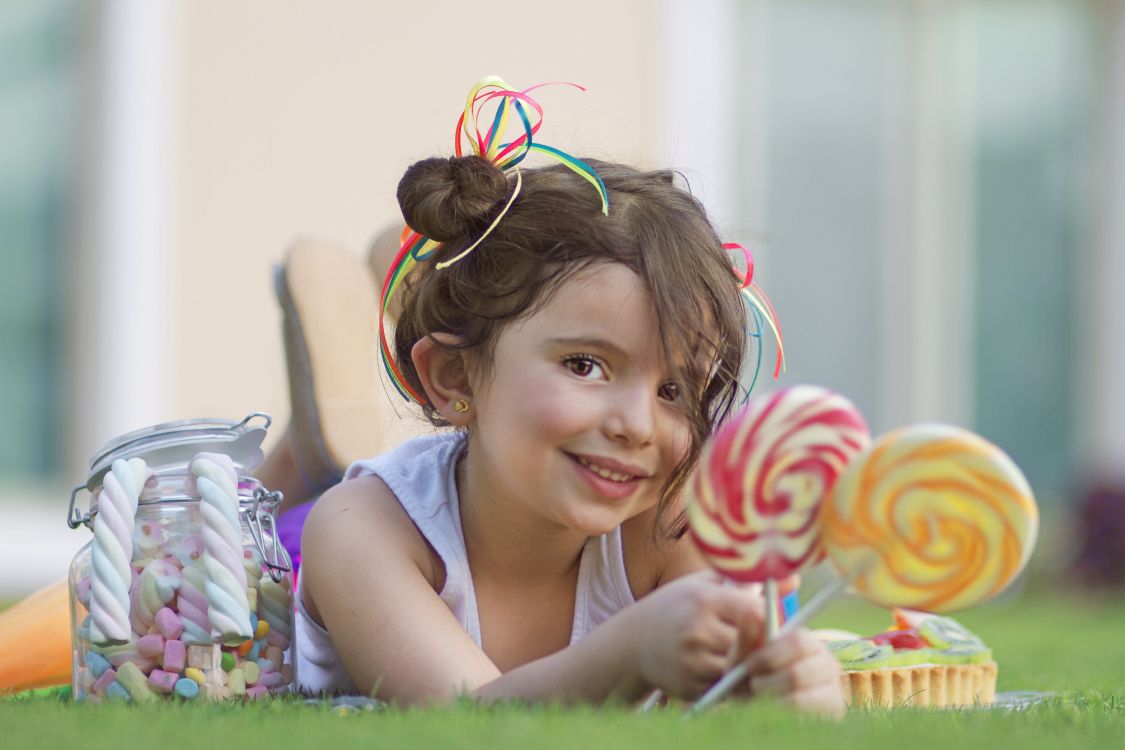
[{"xmin": 393, "ymin": 155, "xmax": 751, "ymax": 535}]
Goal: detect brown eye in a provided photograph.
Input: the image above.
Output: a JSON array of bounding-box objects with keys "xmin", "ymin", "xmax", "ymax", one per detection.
[
  {"xmin": 658, "ymin": 381, "xmax": 681, "ymax": 402},
  {"xmin": 563, "ymin": 355, "xmax": 604, "ymax": 379}
]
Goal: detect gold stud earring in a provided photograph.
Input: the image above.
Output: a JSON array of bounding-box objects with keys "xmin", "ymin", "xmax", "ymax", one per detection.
[{"xmin": 453, "ymin": 399, "xmax": 470, "ymax": 414}]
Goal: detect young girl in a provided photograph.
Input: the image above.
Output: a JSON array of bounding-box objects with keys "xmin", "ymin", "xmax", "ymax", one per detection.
[{"xmin": 295, "ymin": 82, "xmax": 844, "ymax": 714}]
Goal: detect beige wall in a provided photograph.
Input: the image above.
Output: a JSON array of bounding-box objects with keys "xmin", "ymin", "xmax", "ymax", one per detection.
[{"xmin": 71, "ymin": 0, "xmax": 664, "ymax": 470}]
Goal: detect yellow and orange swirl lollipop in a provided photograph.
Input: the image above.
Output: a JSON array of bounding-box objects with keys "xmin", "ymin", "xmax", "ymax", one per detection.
[{"xmin": 821, "ymin": 424, "xmax": 1039, "ymax": 612}]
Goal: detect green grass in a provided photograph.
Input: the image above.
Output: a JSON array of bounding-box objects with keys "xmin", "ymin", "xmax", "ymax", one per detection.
[
  {"xmin": 2, "ymin": 590, "xmax": 1123, "ymax": 749},
  {"xmin": 2, "ymin": 689, "xmax": 1122, "ymax": 750}
]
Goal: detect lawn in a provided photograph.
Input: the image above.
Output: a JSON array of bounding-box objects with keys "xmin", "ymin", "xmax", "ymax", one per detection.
[{"xmin": 2, "ymin": 588, "xmax": 1122, "ymax": 749}]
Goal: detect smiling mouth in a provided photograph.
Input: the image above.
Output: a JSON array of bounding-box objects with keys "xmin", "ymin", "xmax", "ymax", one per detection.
[{"xmin": 576, "ymin": 455, "xmax": 638, "ymax": 483}]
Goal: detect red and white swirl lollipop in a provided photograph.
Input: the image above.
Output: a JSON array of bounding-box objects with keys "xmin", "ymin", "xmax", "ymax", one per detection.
[
  {"xmin": 687, "ymin": 385, "xmax": 871, "ymax": 586},
  {"xmin": 677, "ymin": 386, "xmax": 870, "ymax": 713}
]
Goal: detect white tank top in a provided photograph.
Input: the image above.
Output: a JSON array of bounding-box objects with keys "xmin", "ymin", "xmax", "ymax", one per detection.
[{"xmin": 294, "ymin": 432, "xmax": 637, "ymax": 695}]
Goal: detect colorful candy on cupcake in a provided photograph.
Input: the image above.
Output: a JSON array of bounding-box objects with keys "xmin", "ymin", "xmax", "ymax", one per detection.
[{"xmin": 816, "ymin": 608, "xmax": 996, "ymax": 708}]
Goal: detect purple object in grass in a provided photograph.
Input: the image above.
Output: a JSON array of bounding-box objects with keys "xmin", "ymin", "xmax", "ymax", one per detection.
[
  {"xmin": 1070, "ymin": 480, "xmax": 1125, "ymax": 588},
  {"xmin": 276, "ymin": 500, "xmax": 315, "ymax": 575}
]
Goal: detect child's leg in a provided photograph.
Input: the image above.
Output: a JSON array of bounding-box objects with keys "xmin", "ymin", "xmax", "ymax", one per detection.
[{"xmin": 268, "ymin": 234, "xmax": 427, "ymax": 516}]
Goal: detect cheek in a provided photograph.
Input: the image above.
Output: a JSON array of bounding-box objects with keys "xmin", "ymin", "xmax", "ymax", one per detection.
[
  {"xmin": 526, "ymin": 390, "xmax": 587, "ymax": 435},
  {"xmin": 664, "ymin": 418, "xmax": 693, "ymax": 469},
  {"xmin": 639, "ymin": 419, "xmax": 693, "ymax": 517},
  {"xmin": 487, "ymin": 367, "xmax": 586, "ymax": 436}
]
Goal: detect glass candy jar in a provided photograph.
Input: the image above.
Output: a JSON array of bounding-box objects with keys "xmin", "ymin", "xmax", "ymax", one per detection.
[{"xmin": 66, "ymin": 413, "xmax": 295, "ymax": 703}]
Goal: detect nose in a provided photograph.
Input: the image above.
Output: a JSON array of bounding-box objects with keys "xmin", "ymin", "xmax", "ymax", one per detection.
[{"xmin": 603, "ymin": 379, "xmax": 657, "ymax": 448}]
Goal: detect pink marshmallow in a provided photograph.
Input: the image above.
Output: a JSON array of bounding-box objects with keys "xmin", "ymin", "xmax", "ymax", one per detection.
[
  {"xmin": 148, "ymin": 669, "xmax": 178, "ymax": 694},
  {"xmin": 106, "ymin": 651, "xmax": 157, "ymax": 672},
  {"xmin": 137, "ymin": 634, "xmax": 165, "ymax": 658},
  {"xmin": 256, "ymin": 671, "xmax": 282, "ymax": 688},
  {"xmin": 266, "ymin": 631, "xmax": 290, "ymax": 650},
  {"xmin": 91, "ymin": 667, "xmax": 118, "ymax": 696},
  {"xmin": 180, "ymin": 534, "xmax": 205, "ymax": 562},
  {"xmin": 245, "ymin": 685, "xmax": 269, "ymax": 700},
  {"xmin": 155, "ymin": 607, "xmax": 184, "ymax": 639},
  {"xmin": 136, "ymin": 520, "xmax": 165, "ymax": 542},
  {"xmin": 163, "ymin": 639, "xmax": 186, "ymax": 672}
]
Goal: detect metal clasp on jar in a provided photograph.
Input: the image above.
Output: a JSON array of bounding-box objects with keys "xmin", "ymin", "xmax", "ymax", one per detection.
[
  {"xmin": 246, "ymin": 487, "xmax": 292, "ymax": 582},
  {"xmin": 67, "ymin": 484, "xmax": 92, "ymax": 529}
]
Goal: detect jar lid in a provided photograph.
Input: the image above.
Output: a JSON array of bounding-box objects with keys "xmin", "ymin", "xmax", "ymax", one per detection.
[{"xmin": 85, "ymin": 412, "xmax": 272, "ymax": 492}]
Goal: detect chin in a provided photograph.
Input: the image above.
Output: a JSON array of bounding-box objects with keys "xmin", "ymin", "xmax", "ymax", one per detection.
[{"xmin": 562, "ymin": 506, "xmax": 637, "ymax": 538}]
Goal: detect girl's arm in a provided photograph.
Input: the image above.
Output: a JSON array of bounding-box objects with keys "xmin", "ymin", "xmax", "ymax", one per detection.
[
  {"xmin": 301, "ymin": 479, "xmax": 761, "ymax": 705},
  {"xmin": 300, "ymin": 478, "xmax": 500, "ymax": 701}
]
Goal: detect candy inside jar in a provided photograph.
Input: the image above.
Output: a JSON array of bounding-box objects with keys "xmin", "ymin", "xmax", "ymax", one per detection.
[{"xmin": 66, "ymin": 414, "xmax": 295, "ymax": 703}]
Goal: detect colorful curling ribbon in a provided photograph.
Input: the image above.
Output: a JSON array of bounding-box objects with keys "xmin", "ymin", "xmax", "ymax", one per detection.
[{"xmin": 378, "ymin": 76, "xmax": 609, "ymax": 404}]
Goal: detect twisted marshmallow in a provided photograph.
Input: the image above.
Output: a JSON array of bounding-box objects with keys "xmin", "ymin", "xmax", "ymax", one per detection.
[
  {"xmin": 688, "ymin": 386, "xmax": 870, "ymax": 582},
  {"xmin": 89, "ymin": 458, "xmax": 148, "ymax": 645},
  {"xmin": 243, "ymin": 549, "xmax": 263, "ymax": 590},
  {"xmin": 821, "ymin": 424, "xmax": 1039, "ymax": 612},
  {"xmin": 129, "ymin": 558, "xmax": 181, "ymax": 633},
  {"xmin": 133, "ymin": 518, "xmax": 167, "ymax": 561},
  {"xmin": 191, "ymin": 453, "xmax": 253, "ymax": 644},
  {"xmin": 258, "ymin": 576, "xmax": 292, "ymax": 649},
  {"xmin": 176, "ymin": 565, "xmax": 212, "ymax": 645}
]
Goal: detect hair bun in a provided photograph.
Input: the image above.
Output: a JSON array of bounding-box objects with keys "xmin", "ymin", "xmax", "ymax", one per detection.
[{"xmin": 397, "ymin": 156, "xmax": 509, "ymax": 242}]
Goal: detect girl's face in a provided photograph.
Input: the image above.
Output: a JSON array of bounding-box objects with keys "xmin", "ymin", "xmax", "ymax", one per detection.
[{"xmin": 464, "ymin": 262, "xmax": 692, "ymax": 536}]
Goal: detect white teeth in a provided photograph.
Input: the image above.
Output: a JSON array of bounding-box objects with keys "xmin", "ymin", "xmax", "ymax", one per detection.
[{"xmin": 578, "ymin": 456, "xmax": 634, "ymax": 483}]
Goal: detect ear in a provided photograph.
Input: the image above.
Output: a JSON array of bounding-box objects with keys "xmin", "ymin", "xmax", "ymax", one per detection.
[{"xmin": 411, "ymin": 333, "xmax": 475, "ymax": 425}]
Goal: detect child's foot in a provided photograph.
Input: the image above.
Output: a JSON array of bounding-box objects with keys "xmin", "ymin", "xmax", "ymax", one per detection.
[{"xmin": 275, "ymin": 238, "xmax": 423, "ymax": 498}]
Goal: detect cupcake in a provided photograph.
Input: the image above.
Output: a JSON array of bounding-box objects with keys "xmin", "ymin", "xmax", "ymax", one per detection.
[{"xmin": 819, "ymin": 609, "xmax": 997, "ymax": 709}]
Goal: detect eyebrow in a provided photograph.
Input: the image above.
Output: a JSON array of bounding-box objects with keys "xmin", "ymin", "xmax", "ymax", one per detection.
[{"xmin": 546, "ymin": 336, "xmax": 628, "ymax": 358}]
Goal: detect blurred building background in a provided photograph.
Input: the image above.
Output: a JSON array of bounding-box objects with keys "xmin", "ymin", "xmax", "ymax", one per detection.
[{"xmin": 1, "ymin": 0, "xmax": 1122, "ymax": 596}]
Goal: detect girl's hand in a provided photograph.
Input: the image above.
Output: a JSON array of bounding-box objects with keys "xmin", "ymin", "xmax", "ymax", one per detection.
[
  {"xmin": 630, "ymin": 572, "xmax": 764, "ymax": 699},
  {"xmin": 742, "ymin": 630, "xmax": 847, "ymax": 718}
]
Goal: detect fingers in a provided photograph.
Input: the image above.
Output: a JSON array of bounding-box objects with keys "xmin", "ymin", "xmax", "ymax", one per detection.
[
  {"xmin": 743, "ymin": 631, "xmax": 845, "ymax": 717},
  {"xmin": 684, "ymin": 616, "xmax": 741, "ymax": 658},
  {"xmin": 682, "ymin": 652, "xmax": 733, "ymax": 698},
  {"xmin": 708, "ymin": 585, "xmax": 765, "ymax": 630},
  {"xmin": 747, "ymin": 643, "xmax": 833, "ymax": 695},
  {"xmin": 742, "ymin": 630, "xmax": 823, "ymax": 675},
  {"xmin": 780, "ymin": 681, "xmax": 847, "ymax": 719}
]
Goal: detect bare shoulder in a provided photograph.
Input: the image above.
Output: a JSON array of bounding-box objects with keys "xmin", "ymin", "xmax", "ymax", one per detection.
[
  {"xmin": 300, "ymin": 475, "xmax": 442, "ymax": 615},
  {"xmin": 620, "ymin": 506, "xmax": 707, "ymax": 599},
  {"xmin": 297, "ymin": 473, "xmax": 500, "ymax": 700}
]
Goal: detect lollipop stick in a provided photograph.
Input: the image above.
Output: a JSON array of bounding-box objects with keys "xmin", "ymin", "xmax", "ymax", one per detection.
[
  {"xmin": 688, "ymin": 568, "xmax": 862, "ymax": 714},
  {"xmin": 764, "ymin": 579, "xmax": 780, "ymax": 639},
  {"xmin": 638, "ymin": 689, "xmax": 663, "ymax": 712}
]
